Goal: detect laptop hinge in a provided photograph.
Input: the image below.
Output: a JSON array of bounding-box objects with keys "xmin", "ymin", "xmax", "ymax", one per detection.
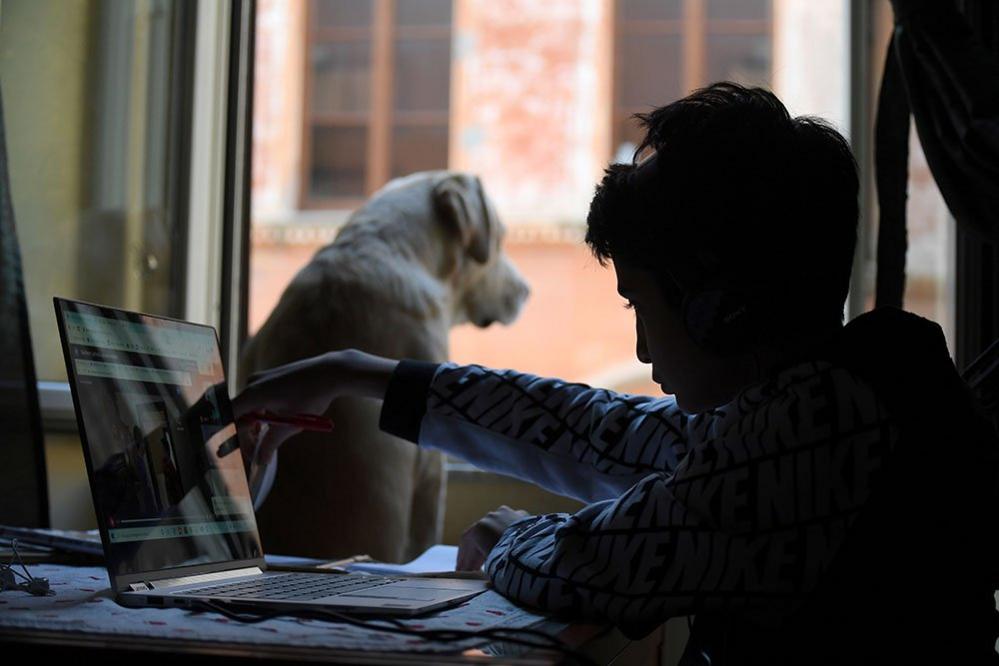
[
  {"xmin": 128, "ymin": 582, "xmax": 152, "ymax": 592},
  {"xmin": 145, "ymin": 567, "xmax": 263, "ymax": 591}
]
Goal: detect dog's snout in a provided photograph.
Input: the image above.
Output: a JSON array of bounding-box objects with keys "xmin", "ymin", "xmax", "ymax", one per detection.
[{"xmin": 504, "ymin": 280, "xmax": 530, "ymax": 313}]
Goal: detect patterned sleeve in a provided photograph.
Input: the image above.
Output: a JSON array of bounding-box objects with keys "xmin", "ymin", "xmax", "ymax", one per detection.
[
  {"xmin": 380, "ymin": 360, "xmax": 711, "ymax": 503},
  {"xmin": 483, "ymin": 361, "xmax": 898, "ymax": 628}
]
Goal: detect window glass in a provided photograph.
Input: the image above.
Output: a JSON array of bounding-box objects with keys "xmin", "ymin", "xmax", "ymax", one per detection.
[
  {"xmin": 310, "ymin": 41, "xmax": 373, "ymax": 115},
  {"xmin": 618, "ymin": 34, "xmax": 684, "ymax": 109},
  {"xmin": 705, "ymin": 33, "xmax": 771, "ymax": 86},
  {"xmin": 853, "ymin": 0, "xmax": 954, "ymax": 348},
  {"xmin": 394, "ymin": 38, "xmax": 451, "ymax": 112},
  {"xmin": 299, "ymin": 0, "xmax": 452, "ymax": 206},
  {"xmin": 391, "ymin": 126, "xmax": 449, "ymax": 180},
  {"xmin": 707, "ymin": 0, "xmax": 771, "ymax": 21},
  {"xmin": 619, "ymin": 0, "xmax": 683, "ymax": 22},
  {"xmin": 902, "ymin": 126, "xmax": 955, "ymax": 347},
  {"xmin": 395, "ymin": 0, "xmax": 452, "ymax": 27},
  {"xmin": 309, "ymin": 126, "xmax": 369, "ymax": 199},
  {"xmin": 1, "ymin": 0, "xmax": 191, "ymax": 382},
  {"xmin": 314, "ymin": 0, "xmax": 373, "ymax": 29}
]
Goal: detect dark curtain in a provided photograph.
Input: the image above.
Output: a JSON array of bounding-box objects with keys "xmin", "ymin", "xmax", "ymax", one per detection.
[
  {"xmin": 874, "ymin": 0, "xmax": 999, "ymax": 368},
  {"xmin": 0, "ymin": 85, "xmax": 49, "ymax": 527}
]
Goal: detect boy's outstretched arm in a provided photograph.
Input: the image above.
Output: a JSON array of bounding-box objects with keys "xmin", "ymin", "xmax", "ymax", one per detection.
[
  {"xmin": 380, "ymin": 360, "xmax": 711, "ymax": 503},
  {"xmin": 233, "ymin": 350, "xmax": 702, "ymax": 504}
]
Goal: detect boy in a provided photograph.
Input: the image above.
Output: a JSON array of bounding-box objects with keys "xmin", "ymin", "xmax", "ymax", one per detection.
[{"xmin": 235, "ymin": 83, "xmax": 999, "ymax": 664}]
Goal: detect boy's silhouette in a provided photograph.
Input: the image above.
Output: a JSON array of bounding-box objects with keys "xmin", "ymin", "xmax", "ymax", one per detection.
[{"xmin": 235, "ymin": 83, "xmax": 999, "ymax": 665}]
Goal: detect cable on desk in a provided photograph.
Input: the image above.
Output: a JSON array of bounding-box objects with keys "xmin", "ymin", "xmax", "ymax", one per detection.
[
  {"xmin": 0, "ymin": 539, "xmax": 52, "ymax": 596},
  {"xmin": 190, "ymin": 600, "xmax": 598, "ymax": 665}
]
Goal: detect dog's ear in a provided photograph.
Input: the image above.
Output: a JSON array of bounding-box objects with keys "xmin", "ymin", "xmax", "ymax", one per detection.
[{"xmin": 433, "ymin": 173, "xmax": 494, "ymax": 264}]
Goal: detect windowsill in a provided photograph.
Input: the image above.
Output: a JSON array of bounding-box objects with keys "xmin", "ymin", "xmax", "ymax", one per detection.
[
  {"xmin": 38, "ymin": 381, "xmax": 77, "ymax": 432},
  {"xmin": 250, "ymin": 213, "xmax": 588, "ymax": 248}
]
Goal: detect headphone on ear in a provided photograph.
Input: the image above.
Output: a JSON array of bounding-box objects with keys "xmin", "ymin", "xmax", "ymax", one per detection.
[{"xmin": 630, "ymin": 153, "xmax": 761, "ymax": 355}]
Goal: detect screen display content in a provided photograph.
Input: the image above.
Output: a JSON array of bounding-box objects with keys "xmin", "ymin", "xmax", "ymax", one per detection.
[{"xmin": 57, "ymin": 300, "xmax": 261, "ymax": 578}]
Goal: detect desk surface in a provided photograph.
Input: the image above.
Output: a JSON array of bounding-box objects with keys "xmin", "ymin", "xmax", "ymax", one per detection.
[{"xmin": 0, "ymin": 564, "xmax": 650, "ymax": 664}]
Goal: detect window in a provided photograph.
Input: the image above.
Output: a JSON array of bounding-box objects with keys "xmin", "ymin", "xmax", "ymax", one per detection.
[
  {"xmin": 613, "ymin": 0, "xmax": 772, "ymax": 155},
  {"xmin": 301, "ymin": 0, "xmax": 453, "ymax": 208},
  {"xmin": 849, "ymin": 0, "xmax": 955, "ymax": 348},
  {"xmin": 2, "ymin": 0, "xmax": 250, "ymax": 529}
]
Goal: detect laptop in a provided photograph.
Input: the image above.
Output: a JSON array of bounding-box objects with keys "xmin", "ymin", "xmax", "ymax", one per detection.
[{"xmin": 54, "ymin": 297, "xmax": 486, "ymax": 615}]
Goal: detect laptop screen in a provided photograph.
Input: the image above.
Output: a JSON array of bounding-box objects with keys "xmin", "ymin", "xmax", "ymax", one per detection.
[{"xmin": 56, "ymin": 299, "xmax": 262, "ymax": 579}]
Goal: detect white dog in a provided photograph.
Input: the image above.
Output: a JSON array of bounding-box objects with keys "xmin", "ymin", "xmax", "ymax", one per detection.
[{"xmin": 240, "ymin": 171, "xmax": 529, "ymax": 562}]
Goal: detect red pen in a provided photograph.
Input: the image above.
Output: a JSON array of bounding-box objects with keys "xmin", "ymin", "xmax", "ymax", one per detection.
[
  {"xmin": 240, "ymin": 409, "xmax": 334, "ymax": 432},
  {"xmin": 217, "ymin": 410, "xmax": 334, "ymax": 458}
]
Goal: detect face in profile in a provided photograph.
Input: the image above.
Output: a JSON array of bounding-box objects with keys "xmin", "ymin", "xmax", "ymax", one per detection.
[{"xmin": 613, "ymin": 259, "xmax": 735, "ymax": 413}]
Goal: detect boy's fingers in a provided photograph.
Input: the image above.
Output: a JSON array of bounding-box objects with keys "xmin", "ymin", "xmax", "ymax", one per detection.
[
  {"xmin": 245, "ymin": 370, "xmax": 265, "ymax": 386},
  {"xmin": 232, "ymin": 384, "xmax": 275, "ymax": 422},
  {"xmin": 457, "ymin": 527, "xmax": 475, "ymax": 570},
  {"xmin": 231, "ymin": 388, "xmax": 258, "ymax": 421},
  {"xmin": 461, "ymin": 551, "xmax": 484, "ymax": 572},
  {"xmin": 255, "ymin": 423, "xmax": 300, "ymax": 466},
  {"xmin": 236, "ymin": 421, "xmax": 262, "ymax": 468},
  {"xmin": 456, "ymin": 540, "xmax": 484, "ymax": 571}
]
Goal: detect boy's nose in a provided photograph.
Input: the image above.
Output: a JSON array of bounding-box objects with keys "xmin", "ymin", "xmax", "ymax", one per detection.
[{"xmin": 635, "ymin": 318, "xmax": 652, "ymax": 364}]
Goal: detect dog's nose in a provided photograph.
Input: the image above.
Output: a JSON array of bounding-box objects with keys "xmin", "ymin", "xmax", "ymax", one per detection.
[{"xmin": 506, "ymin": 282, "xmax": 530, "ymax": 313}]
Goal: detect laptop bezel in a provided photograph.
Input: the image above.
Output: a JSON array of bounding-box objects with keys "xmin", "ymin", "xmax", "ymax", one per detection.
[{"xmin": 54, "ymin": 296, "xmax": 267, "ymax": 594}]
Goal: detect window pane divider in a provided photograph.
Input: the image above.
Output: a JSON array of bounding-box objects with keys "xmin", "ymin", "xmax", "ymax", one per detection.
[
  {"xmin": 394, "ymin": 25, "xmax": 450, "ymax": 39},
  {"xmin": 366, "ymin": 0, "xmax": 394, "ymax": 194},
  {"xmin": 312, "ymin": 27, "xmax": 374, "ymax": 41},
  {"xmin": 310, "ymin": 113, "xmax": 371, "ymax": 125},
  {"xmin": 392, "ymin": 111, "xmax": 449, "ymax": 125},
  {"xmin": 37, "ymin": 381, "xmax": 77, "ymax": 433},
  {"xmin": 617, "ymin": 20, "xmax": 685, "ymax": 32},
  {"xmin": 704, "ymin": 20, "xmax": 771, "ymax": 35}
]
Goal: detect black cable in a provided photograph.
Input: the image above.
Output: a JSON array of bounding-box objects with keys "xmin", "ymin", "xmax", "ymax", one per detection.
[
  {"xmin": 0, "ymin": 539, "xmax": 51, "ymax": 596},
  {"xmin": 190, "ymin": 600, "xmax": 598, "ymax": 665}
]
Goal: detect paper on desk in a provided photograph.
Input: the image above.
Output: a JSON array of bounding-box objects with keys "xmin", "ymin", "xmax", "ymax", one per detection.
[{"xmin": 347, "ymin": 544, "xmax": 459, "ymax": 575}]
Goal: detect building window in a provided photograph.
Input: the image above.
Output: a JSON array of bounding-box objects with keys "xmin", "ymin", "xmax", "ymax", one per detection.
[
  {"xmin": 613, "ymin": 0, "xmax": 772, "ymax": 156},
  {"xmin": 302, "ymin": 0, "xmax": 453, "ymax": 209}
]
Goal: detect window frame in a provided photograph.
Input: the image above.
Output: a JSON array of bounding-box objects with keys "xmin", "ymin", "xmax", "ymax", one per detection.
[
  {"xmin": 612, "ymin": 0, "xmax": 773, "ymax": 153},
  {"xmin": 298, "ymin": 0, "xmax": 452, "ymax": 210},
  {"xmin": 40, "ymin": 0, "xmax": 254, "ymax": 431}
]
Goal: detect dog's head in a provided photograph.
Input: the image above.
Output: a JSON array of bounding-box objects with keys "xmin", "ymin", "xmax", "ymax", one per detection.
[
  {"xmin": 348, "ymin": 170, "xmax": 529, "ymax": 328},
  {"xmin": 430, "ymin": 172, "xmax": 530, "ymax": 328}
]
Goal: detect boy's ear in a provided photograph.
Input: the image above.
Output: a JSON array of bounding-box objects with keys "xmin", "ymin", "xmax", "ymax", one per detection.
[{"xmin": 433, "ymin": 173, "xmax": 494, "ymax": 264}]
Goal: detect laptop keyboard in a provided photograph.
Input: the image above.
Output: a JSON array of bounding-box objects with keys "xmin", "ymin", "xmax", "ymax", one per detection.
[{"xmin": 180, "ymin": 573, "xmax": 403, "ymax": 601}]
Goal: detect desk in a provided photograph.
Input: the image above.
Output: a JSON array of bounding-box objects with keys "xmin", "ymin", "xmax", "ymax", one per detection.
[{"xmin": 0, "ymin": 564, "xmax": 666, "ymax": 664}]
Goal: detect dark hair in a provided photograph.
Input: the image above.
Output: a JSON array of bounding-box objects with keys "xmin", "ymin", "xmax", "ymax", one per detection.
[{"xmin": 585, "ymin": 82, "xmax": 859, "ymax": 343}]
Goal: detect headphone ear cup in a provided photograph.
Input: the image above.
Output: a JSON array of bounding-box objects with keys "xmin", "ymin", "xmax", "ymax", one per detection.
[
  {"xmin": 683, "ymin": 290, "xmax": 722, "ymax": 350},
  {"xmin": 684, "ymin": 290, "xmax": 752, "ymax": 354}
]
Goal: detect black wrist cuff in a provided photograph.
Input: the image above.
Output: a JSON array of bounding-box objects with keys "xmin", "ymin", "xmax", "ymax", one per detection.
[{"xmin": 378, "ymin": 360, "xmax": 440, "ymax": 443}]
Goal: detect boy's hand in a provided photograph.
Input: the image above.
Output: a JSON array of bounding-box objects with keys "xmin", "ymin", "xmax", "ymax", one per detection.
[
  {"xmin": 233, "ymin": 349, "xmax": 399, "ymax": 466},
  {"xmin": 456, "ymin": 505, "xmax": 530, "ymax": 571}
]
